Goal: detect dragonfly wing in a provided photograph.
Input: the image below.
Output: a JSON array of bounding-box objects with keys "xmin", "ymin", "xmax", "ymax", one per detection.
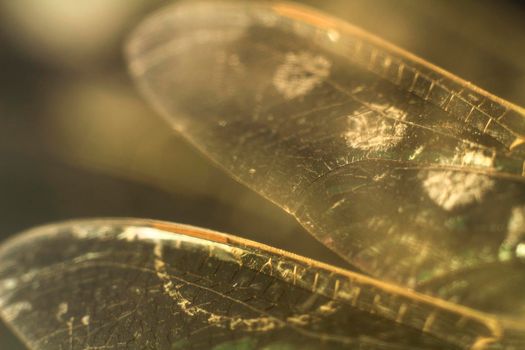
[
  {"xmin": 126, "ymin": 0, "xmax": 525, "ymax": 325},
  {"xmin": 0, "ymin": 219, "xmax": 465, "ymax": 349}
]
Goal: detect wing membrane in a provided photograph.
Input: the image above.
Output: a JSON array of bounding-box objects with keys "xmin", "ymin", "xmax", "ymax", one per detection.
[
  {"xmin": 126, "ymin": 0, "xmax": 525, "ymax": 326},
  {"xmin": 0, "ymin": 219, "xmax": 470, "ymax": 349}
]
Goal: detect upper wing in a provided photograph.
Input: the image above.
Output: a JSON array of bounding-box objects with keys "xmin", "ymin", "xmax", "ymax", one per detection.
[
  {"xmin": 126, "ymin": 0, "xmax": 525, "ymax": 325},
  {"xmin": 0, "ymin": 218, "xmax": 470, "ymax": 349}
]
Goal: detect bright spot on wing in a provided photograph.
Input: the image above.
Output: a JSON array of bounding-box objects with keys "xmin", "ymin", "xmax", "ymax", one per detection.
[
  {"xmin": 422, "ymin": 171, "xmax": 494, "ymax": 211},
  {"xmin": 273, "ymin": 51, "xmax": 331, "ymax": 100},
  {"xmin": 345, "ymin": 104, "xmax": 407, "ymax": 152}
]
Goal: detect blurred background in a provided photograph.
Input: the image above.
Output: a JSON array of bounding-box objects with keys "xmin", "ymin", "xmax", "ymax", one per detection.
[{"xmin": 0, "ymin": 0, "xmax": 524, "ymax": 348}]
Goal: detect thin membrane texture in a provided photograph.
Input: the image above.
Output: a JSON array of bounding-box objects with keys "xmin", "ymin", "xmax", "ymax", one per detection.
[
  {"xmin": 127, "ymin": 1, "xmax": 525, "ymax": 324},
  {"xmin": 0, "ymin": 219, "xmax": 470, "ymax": 349}
]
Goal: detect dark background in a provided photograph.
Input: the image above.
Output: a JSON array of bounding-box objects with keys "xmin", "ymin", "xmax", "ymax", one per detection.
[{"xmin": 1, "ymin": 1, "xmax": 524, "ymax": 348}]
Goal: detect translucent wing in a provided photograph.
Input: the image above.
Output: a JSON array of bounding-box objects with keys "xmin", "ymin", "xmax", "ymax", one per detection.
[
  {"xmin": 126, "ymin": 0, "xmax": 525, "ymax": 335},
  {"xmin": 0, "ymin": 219, "xmax": 466, "ymax": 349}
]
